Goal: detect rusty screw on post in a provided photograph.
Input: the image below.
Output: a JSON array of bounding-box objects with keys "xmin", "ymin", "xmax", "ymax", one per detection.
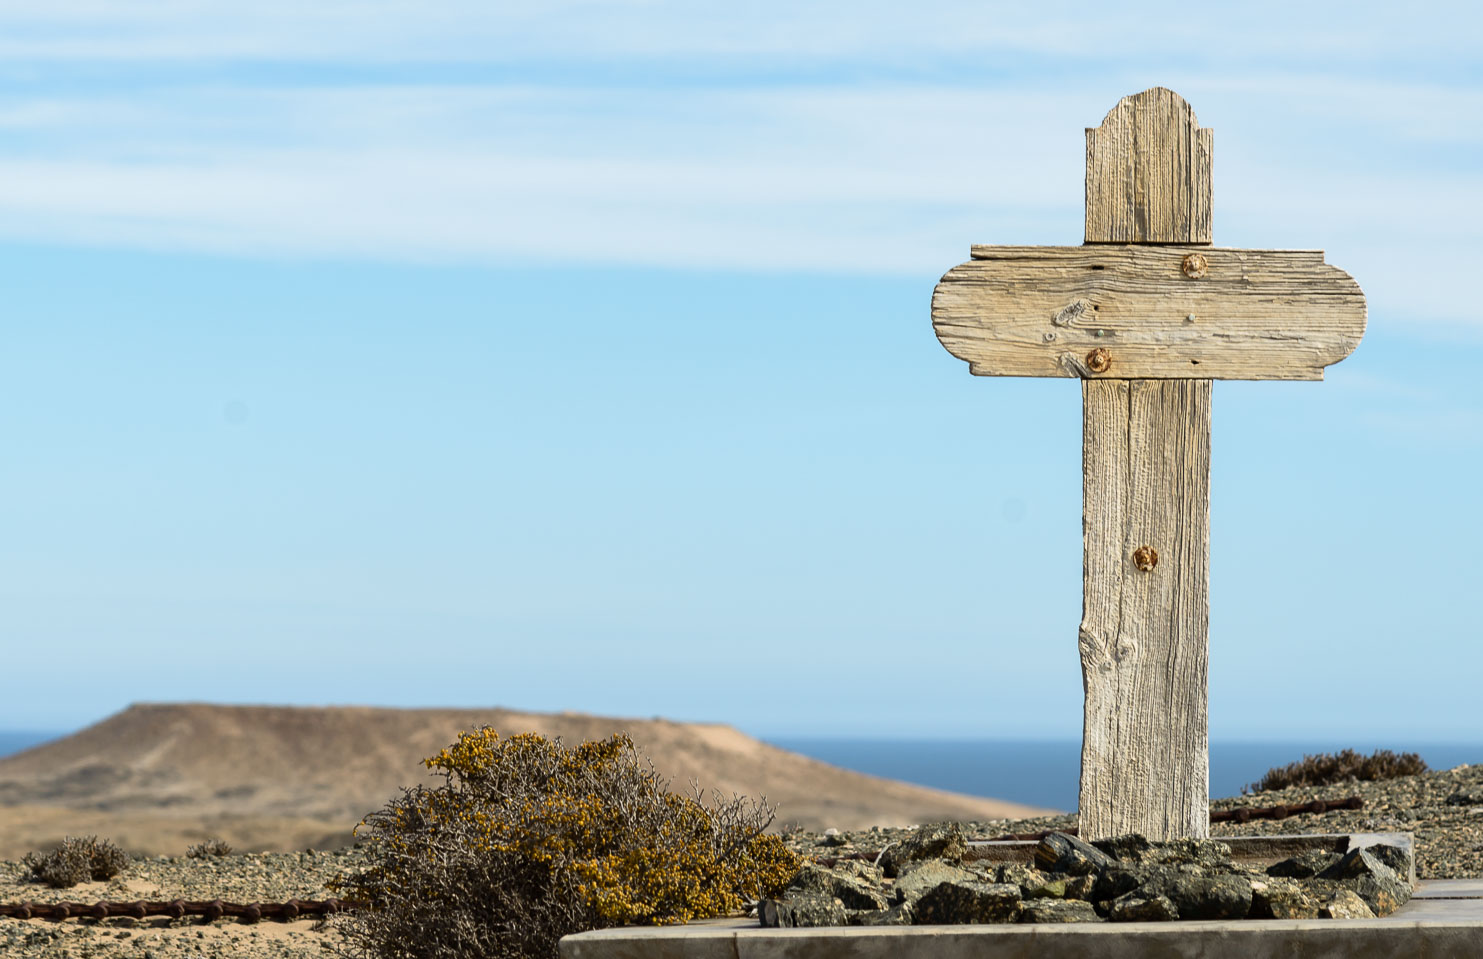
[
  {"xmin": 1085, "ymin": 348, "xmax": 1111, "ymax": 374},
  {"xmin": 1181, "ymin": 252, "xmax": 1209, "ymax": 279},
  {"xmin": 1132, "ymin": 545, "xmax": 1159, "ymax": 571}
]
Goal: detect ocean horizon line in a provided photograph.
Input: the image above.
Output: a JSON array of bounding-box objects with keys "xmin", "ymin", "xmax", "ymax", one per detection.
[{"xmin": 4, "ymin": 728, "xmax": 1476, "ymax": 814}]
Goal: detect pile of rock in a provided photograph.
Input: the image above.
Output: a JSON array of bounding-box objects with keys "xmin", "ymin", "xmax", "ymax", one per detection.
[{"xmin": 759, "ymin": 824, "xmax": 1412, "ymax": 926}]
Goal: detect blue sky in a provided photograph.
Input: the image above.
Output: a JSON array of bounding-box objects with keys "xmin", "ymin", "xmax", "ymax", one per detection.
[{"xmin": 2, "ymin": 2, "xmax": 1480, "ymax": 742}]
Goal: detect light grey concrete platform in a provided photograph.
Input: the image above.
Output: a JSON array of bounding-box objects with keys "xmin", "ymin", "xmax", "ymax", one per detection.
[{"xmin": 560, "ymin": 880, "xmax": 1483, "ymax": 959}]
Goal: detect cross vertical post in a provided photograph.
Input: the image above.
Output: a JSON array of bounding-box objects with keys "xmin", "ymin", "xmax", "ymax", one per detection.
[
  {"xmin": 930, "ymin": 88, "xmax": 1366, "ymax": 841},
  {"xmin": 1078, "ymin": 89, "xmax": 1213, "ymax": 841}
]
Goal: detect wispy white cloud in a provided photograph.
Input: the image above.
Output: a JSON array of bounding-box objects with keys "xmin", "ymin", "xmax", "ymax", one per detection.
[
  {"xmin": 0, "ymin": 3, "xmax": 1477, "ymax": 327},
  {"xmin": 0, "ymin": 85, "xmax": 1088, "ymax": 270}
]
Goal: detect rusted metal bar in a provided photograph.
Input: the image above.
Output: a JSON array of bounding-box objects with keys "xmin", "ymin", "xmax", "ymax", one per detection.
[
  {"xmin": 1210, "ymin": 796, "xmax": 1363, "ymax": 823},
  {"xmin": 0, "ymin": 897, "xmax": 364, "ymax": 923},
  {"xmin": 982, "ymin": 797, "xmax": 1365, "ymax": 842}
]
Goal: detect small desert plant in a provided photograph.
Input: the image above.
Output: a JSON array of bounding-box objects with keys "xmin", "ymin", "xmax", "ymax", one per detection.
[
  {"xmin": 1248, "ymin": 749, "xmax": 1429, "ymax": 793},
  {"xmin": 332, "ymin": 728, "xmax": 799, "ymax": 959},
  {"xmin": 185, "ymin": 837, "xmax": 234, "ymax": 858},
  {"xmin": 21, "ymin": 835, "xmax": 130, "ymax": 888}
]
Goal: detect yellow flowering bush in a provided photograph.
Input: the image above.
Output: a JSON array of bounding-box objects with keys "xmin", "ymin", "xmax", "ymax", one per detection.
[{"xmin": 333, "ymin": 728, "xmax": 798, "ymax": 959}]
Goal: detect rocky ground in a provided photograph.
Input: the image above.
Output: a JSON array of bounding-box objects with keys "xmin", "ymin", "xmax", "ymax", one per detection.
[
  {"xmin": 0, "ymin": 762, "xmax": 1477, "ymax": 957},
  {"xmin": 779, "ymin": 759, "xmax": 1483, "ymax": 881},
  {"xmin": 763, "ymin": 825, "xmax": 1413, "ymax": 926}
]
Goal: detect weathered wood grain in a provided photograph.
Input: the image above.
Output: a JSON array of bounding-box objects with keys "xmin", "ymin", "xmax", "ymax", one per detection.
[
  {"xmin": 1086, "ymin": 87, "xmax": 1212, "ymax": 244},
  {"xmin": 1079, "ymin": 378, "xmax": 1211, "ymax": 840},
  {"xmin": 1078, "ymin": 88, "xmax": 1217, "ymax": 841},
  {"xmin": 932, "ymin": 246, "xmax": 1365, "ymax": 380}
]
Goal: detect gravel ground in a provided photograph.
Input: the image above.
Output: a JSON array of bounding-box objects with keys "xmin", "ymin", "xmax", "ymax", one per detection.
[{"xmin": 2, "ymin": 762, "xmax": 1478, "ymax": 958}]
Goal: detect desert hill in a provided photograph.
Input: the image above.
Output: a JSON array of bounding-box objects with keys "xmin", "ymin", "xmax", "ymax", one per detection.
[{"xmin": 0, "ymin": 703, "xmax": 1057, "ymax": 858}]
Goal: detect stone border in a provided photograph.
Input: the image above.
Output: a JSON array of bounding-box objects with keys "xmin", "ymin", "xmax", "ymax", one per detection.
[{"xmin": 560, "ymin": 880, "xmax": 1482, "ymax": 959}]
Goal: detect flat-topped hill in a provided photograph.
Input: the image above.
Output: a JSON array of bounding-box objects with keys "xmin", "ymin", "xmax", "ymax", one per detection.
[{"xmin": 0, "ymin": 703, "xmax": 1056, "ymax": 858}]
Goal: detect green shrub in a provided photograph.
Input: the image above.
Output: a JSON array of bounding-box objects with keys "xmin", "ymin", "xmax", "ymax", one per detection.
[
  {"xmin": 1248, "ymin": 749, "xmax": 1429, "ymax": 793},
  {"xmin": 185, "ymin": 837, "xmax": 234, "ymax": 858},
  {"xmin": 21, "ymin": 835, "xmax": 130, "ymax": 888},
  {"xmin": 332, "ymin": 728, "xmax": 799, "ymax": 959}
]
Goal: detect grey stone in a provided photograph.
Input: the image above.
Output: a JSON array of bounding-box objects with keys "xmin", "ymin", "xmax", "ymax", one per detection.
[
  {"xmin": 994, "ymin": 859, "xmax": 1067, "ymax": 899},
  {"xmin": 913, "ymin": 881, "xmax": 1021, "ymax": 925},
  {"xmin": 1350, "ymin": 874, "xmax": 1412, "ymax": 916},
  {"xmin": 1092, "ymin": 834, "xmax": 1154, "ymax": 863},
  {"xmin": 789, "ymin": 894, "xmax": 848, "ymax": 928},
  {"xmin": 1318, "ymin": 848, "xmax": 1393, "ymax": 883},
  {"xmin": 893, "ymin": 861, "xmax": 977, "ymax": 906},
  {"xmin": 1267, "ymin": 849, "xmax": 1342, "ymax": 879},
  {"xmin": 1165, "ymin": 875, "xmax": 1252, "ymax": 920},
  {"xmin": 1149, "ymin": 838, "xmax": 1234, "ymax": 871},
  {"xmin": 1091, "ymin": 863, "xmax": 1169, "ymax": 904},
  {"xmin": 1314, "ymin": 847, "xmax": 1412, "ymax": 915},
  {"xmin": 993, "ymin": 862, "xmax": 1040, "ymax": 889},
  {"xmin": 1446, "ymin": 788, "xmax": 1483, "ymax": 805},
  {"xmin": 847, "ymin": 902, "xmax": 913, "ymax": 926},
  {"xmin": 1016, "ymin": 899, "xmax": 1101, "ymax": 923},
  {"xmin": 1034, "ymin": 832, "xmax": 1114, "ymax": 876},
  {"xmin": 787, "ymin": 862, "xmax": 889, "ymax": 912},
  {"xmin": 1023, "ymin": 877, "xmax": 1071, "ymax": 900},
  {"xmin": 1091, "ymin": 833, "xmax": 1233, "ymax": 871},
  {"xmin": 1249, "ymin": 878, "xmax": 1320, "ymax": 920},
  {"xmin": 759, "ymin": 894, "xmax": 848, "ymax": 928},
  {"xmin": 1107, "ymin": 894, "xmax": 1178, "ymax": 922},
  {"xmin": 881, "ymin": 823, "xmax": 967, "ymax": 878},
  {"xmin": 1361, "ymin": 842, "xmax": 1412, "ymax": 880},
  {"xmin": 1063, "ymin": 874, "xmax": 1098, "ymax": 901},
  {"xmin": 832, "ymin": 858, "xmax": 887, "ymax": 882},
  {"xmin": 1318, "ymin": 888, "xmax": 1375, "ymax": 920}
]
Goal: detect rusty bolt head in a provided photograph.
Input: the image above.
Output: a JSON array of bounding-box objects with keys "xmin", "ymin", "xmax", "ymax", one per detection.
[
  {"xmin": 1181, "ymin": 253, "xmax": 1209, "ymax": 279},
  {"xmin": 1085, "ymin": 347, "xmax": 1111, "ymax": 374},
  {"xmin": 1132, "ymin": 545, "xmax": 1159, "ymax": 572}
]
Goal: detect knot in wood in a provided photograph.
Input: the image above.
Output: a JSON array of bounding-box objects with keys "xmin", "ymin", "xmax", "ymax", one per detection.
[
  {"xmin": 1132, "ymin": 545, "xmax": 1159, "ymax": 572},
  {"xmin": 1085, "ymin": 347, "xmax": 1111, "ymax": 374},
  {"xmin": 1053, "ymin": 298, "xmax": 1092, "ymax": 327},
  {"xmin": 1181, "ymin": 252, "xmax": 1209, "ymax": 279}
]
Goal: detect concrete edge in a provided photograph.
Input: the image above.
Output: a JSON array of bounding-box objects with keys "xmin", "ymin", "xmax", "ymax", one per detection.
[{"xmin": 560, "ymin": 885, "xmax": 1483, "ymax": 959}]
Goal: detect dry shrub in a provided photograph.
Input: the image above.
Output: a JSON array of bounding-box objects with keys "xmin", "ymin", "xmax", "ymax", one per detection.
[
  {"xmin": 21, "ymin": 835, "xmax": 130, "ymax": 888},
  {"xmin": 185, "ymin": 837, "xmax": 234, "ymax": 858},
  {"xmin": 1249, "ymin": 749, "xmax": 1429, "ymax": 793},
  {"xmin": 332, "ymin": 728, "xmax": 799, "ymax": 959}
]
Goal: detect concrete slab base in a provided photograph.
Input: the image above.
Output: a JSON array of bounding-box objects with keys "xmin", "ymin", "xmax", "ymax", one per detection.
[{"xmin": 560, "ymin": 880, "xmax": 1483, "ymax": 959}]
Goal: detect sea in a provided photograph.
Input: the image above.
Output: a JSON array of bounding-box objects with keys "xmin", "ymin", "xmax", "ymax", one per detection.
[
  {"xmin": 766, "ymin": 739, "xmax": 1483, "ymax": 812},
  {"xmin": 1, "ymin": 729, "xmax": 1476, "ymax": 814}
]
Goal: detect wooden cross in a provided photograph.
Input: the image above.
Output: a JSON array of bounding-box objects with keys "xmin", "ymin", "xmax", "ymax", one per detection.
[{"xmin": 931, "ymin": 88, "xmax": 1366, "ymax": 840}]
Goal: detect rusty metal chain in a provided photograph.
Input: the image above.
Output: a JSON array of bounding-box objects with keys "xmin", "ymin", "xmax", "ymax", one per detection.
[
  {"xmin": 1210, "ymin": 796, "xmax": 1363, "ymax": 824},
  {"xmin": 984, "ymin": 796, "xmax": 1365, "ymax": 841},
  {"xmin": 0, "ymin": 897, "xmax": 364, "ymax": 923}
]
